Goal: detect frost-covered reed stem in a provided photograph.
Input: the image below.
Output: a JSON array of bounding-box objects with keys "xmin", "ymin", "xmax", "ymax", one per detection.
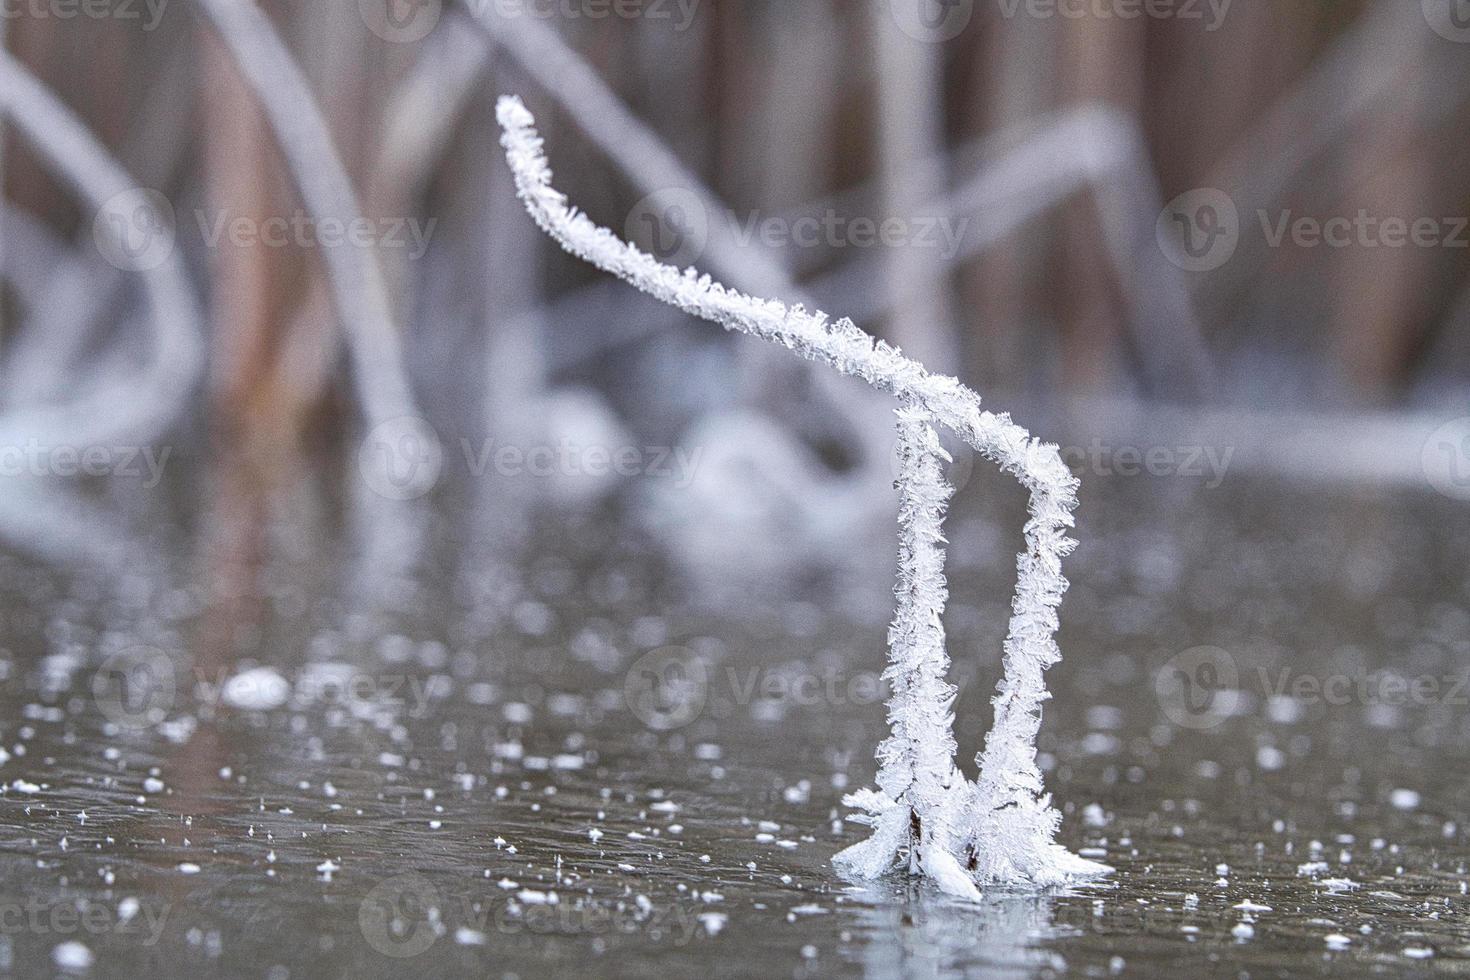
[
  {"xmin": 880, "ymin": 412, "xmax": 965, "ymax": 878},
  {"xmin": 496, "ymin": 96, "xmax": 1108, "ymax": 896}
]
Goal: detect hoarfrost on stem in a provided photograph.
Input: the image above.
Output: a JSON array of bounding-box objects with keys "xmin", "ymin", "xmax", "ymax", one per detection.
[{"xmin": 495, "ymin": 95, "xmax": 1109, "ymax": 897}]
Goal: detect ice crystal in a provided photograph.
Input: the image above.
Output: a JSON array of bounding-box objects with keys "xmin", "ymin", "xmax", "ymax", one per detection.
[{"xmin": 496, "ymin": 96, "xmax": 1109, "ymax": 897}]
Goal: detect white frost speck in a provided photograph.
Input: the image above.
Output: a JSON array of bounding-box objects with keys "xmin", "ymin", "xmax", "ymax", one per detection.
[
  {"xmin": 1389, "ymin": 789, "xmax": 1421, "ymax": 811},
  {"xmin": 221, "ymin": 667, "xmax": 290, "ymax": 711},
  {"xmin": 1319, "ymin": 878, "xmax": 1360, "ymax": 893},
  {"xmin": 1255, "ymin": 746, "xmax": 1285, "ymax": 771},
  {"xmin": 52, "ymin": 941, "xmax": 93, "ymax": 972}
]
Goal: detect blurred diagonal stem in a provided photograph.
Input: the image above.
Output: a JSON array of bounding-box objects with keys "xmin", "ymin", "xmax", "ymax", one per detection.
[
  {"xmin": 0, "ymin": 52, "xmax": 202, "ymax": 450},
  {"xmin": 194, "ymin": 0, "xmax": 420, "ymax": 430},
  {"xmin": 0, "ymin": 52, "xmax": 202, "ymax": 567}
]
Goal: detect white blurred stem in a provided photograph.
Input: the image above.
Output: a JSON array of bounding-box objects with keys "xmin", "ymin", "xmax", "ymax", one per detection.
[
  {"xmin": 7, "ymin": 38, "xmax": 196, "ymax": 407},
  {"xmin": 0, "ymin": 54, "xmax": 201, "ymax": 567},
  {"xmin": 0, "ymin": 52, "xmax": 202, "ymax": 451},
  {"xmin": 195, "ymin": 0, "xmax": 419, "ymax": 430},
  {"xmin": 873, "ymin": 20, "xmax": 957, "ymax": 373}
]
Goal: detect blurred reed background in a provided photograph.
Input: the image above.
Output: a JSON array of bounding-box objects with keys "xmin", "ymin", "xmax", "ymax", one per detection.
[{"xmin": 0, "ymin": 0, "xmax": 1468, "ymax": 580}]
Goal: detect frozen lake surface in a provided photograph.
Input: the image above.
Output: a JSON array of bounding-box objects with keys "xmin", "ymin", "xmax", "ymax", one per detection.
[{"xmin": 0, "ymin": 466, "xmax": 1466, "ymax": 978}]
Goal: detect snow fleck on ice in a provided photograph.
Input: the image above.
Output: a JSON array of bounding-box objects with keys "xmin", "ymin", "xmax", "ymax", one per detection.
[
  {"xmin": 52, "ymin": 941, "xmax": 93, "ymax": 972},
  {"xmin": 221, "ymin": 667, "xmax": 290, "ymax": 710},
  {"xmin": 1389, "ymin": 789, "xmax": 1421, "ymax": 811}
]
